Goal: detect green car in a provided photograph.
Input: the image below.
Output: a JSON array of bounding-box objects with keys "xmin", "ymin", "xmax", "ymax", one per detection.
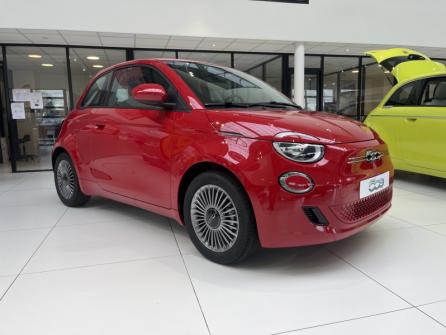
[{"xmin": 364, "ymin": 48, "xmax": 446, "ymax": 179}]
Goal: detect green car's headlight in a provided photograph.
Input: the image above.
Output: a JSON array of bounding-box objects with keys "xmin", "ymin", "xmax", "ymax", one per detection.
[{"xmin": 273, "ymin": 142, "xmax": 324, "ymax": 163}]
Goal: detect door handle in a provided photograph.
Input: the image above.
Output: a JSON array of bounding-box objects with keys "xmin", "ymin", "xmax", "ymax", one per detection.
[
  {"xmin": 95, "ymin": 124, "xmax": 105, "ymax": 130},
  {"xmin": 406, "ymin": 118, "xmax": 417, "ymax": 122}
]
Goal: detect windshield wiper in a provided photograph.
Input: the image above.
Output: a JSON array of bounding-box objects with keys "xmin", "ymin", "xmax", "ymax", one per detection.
[
  {"xmin": 204, "ymin": 102, "xmax": 252, "ymax": 109},
  {"xmin": 249, "ymin": 101, "xmax": 302, "ymax": 109}
]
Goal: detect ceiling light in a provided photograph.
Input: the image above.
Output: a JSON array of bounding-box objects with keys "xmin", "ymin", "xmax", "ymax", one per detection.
[
  {"xmin": 352, "ymin": 69, "xmax": 359, "ymax": 73},
  {"xmin": 212, "ymin": 43, "xmax": 217, "ymax": 47},
  {"xmin": 345, "ymin": 48, "xmax": 350, "ymax": 53},
  {"xmin": 41, "ymin": 63, "xmax": 54, "ymax": 67},
  {"xmin": 384, "ymin": 70, "xmax": 390, "ymax": 74},
  {"xmin": 28, "ymin": 54, "xmax": 42, "ymax": 59},
  {"xmin": 92, "ymin": 64, "xmax": 104, "ymax": 68},
  {"xmin": 87, "ymin": 56, "xmax": 100, "ymax": 60}
]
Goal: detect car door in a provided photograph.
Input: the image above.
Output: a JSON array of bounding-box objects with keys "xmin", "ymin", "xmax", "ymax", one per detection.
[
  {"xmin": 74, "ymin": 71, "xmax": 113, "ymax": 181},
  {"xmin": 88, "ymin": 65, "xmax": 183, "ymax": 208},
  {"xmin": 367, "ymin": 80, "xmax": 422, "ymax": 166},
  {"xmin": 404, "ymin": 77, "xmax": 446, "ymax": 172}
]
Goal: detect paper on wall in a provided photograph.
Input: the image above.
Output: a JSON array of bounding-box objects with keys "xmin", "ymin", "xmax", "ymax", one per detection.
[
  {"xmin": 11, "ymin": 102, "xmax": 26, "ymax": 119},
  {"xmin": 29, "ymin": 92, "xmax": 44, "ymax": 109},
  {"xmin": 12, "ymin": 89, "xmax": 31, "ymax": 102}
]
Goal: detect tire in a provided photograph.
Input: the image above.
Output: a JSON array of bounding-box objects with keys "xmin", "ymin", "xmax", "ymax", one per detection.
[
  {"xmin": 183, "ymin": 171, "xmax": 259, "ymax": 264},
  {"xmin": 54, "ymin": 152, "xmax": 90, "ymax": 207}
]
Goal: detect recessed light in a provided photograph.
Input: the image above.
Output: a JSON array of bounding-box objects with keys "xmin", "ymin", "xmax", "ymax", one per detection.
[
  {"xmin": 352, "ymin": 69, "xmax": 359, "ymax": 73},
  {"xmin": 345, "ymin": 48, "xmax": 350, "ymax": 52},
  {"xmin": 41, "ymin": 63, "xmax": 54, "ymax": 67},
  {"xmin": 212, "ymin": 43, "xmax": 217, "ymax": 47},
  {"xmin": 28, "ymin": 54, "xmax": 42, "ymax": 59},
  {"xmin": 87, "ymin": 56, "xmax": 100, "ymax": 60},
  {"xmin": 92, "ymin": 64, "xmax": 104, "ymax": 68}
]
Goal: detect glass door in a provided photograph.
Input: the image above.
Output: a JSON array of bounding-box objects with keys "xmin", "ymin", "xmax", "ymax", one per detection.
[
  {"xmin": 6, "ymin": 46, "xmax": 70, "ymax": 171},
  {"xmin": 290, "ymin": 70, "xmax": 321, "ymax": 111}
]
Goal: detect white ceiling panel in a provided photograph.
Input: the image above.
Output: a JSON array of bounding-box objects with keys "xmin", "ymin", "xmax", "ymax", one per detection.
[
  {"xmin": 23, "ymin": 33, "xmax": 66, "ymax": 44},
  {"xmin": 63, "ymin": 35, "xmax": 102, "ymax": 46},
  {"xmin": 100, "ymin": 36, "xmax": 134, "ymax": 47},
  {"xmin": 166, "ymin": 38, "xmax": 202, "ymax": 50},
  {"xmin": 135, "ymin": 38, "xmax": 169, "ymax": 49},
  {"xmin": 0, "ymin": 32, "xmax": 30, "ymax": 43}
]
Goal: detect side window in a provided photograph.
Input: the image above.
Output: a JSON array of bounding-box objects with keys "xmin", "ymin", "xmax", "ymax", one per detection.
[
  {"xmin": 385, "ymin": 81, "xmax": 418, "ymax": 107},
  {"xmin": 107, "ymin": 66, "xmax": 175, "ymax": 108},
  {"xmin": 82, "ymin": 72, "xmax": 111, "ymax": 108},
  {"xmin": 421, "ymin": 78, "xmax": 446, "ymax": 106}
]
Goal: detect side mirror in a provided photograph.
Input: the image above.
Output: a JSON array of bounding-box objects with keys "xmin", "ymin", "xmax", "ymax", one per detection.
[{"xmin": 131, "ymin": 83, "xmax": 168, "ymax": 105}]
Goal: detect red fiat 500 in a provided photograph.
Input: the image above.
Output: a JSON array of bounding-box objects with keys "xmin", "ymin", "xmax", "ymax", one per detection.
[{"xmin": 53, "ymin": 59, "xmax": 393, "ymax": 264}]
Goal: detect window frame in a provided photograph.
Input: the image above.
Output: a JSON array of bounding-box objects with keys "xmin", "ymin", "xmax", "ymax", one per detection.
[
  {"xmin": 104, "ymin": 64, "xmax": 189, "ymax": 111},
  {"xmin": 384, "ymin": 79, "xmax": 423, "ymax": 107},
  {"xmin": 419, "ymin": 76, "xmax": 446, "ymax": 107},
  {"xmin": 80, "ymin": 70, "xmax": 113, "ymax": 109}
]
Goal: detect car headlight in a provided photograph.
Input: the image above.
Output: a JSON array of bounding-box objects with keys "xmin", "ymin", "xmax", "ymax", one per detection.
[{"xmin": 273, "ymin": 142, "xmax": 324, "ymax": 163}]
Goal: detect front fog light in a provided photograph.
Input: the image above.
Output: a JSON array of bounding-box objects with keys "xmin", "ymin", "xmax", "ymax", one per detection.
[{"xmin": 279, "ymin": 172, "xmax": 314, "ymax": 194}]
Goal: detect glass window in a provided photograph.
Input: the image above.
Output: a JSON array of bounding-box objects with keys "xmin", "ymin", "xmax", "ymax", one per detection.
[
  {"xmin": 421, "ymin": 77, "xmax": 446, "ymax": 106},
  {"xmin": 386, "ymin": 81, "xmax": 418, "ymax": 106},
  {"xmin": 166, "ymin": 60, "xmax": 294, "ymax": 108},
  {"xmin": 323, "ymin": 57, "xmax": 360, "ymax": 118},
  {"xmin": 234, "ymin": 54, "xmax": 283, "ymax": 91},
  {"xmin": 362, "ymin": 58, "xmax": 393, "ymax": 116},
  {"xmin": 82, "ymin": 72, "xmax": 112, "ymax": 107},
  {"xmin": 178, "ymin": 52, "xmax": 231, "ymax": 67},
  {"xmin": 106, "ymin": 66, "xmax": 174, "ymax": 108},
  {"xmin": 6, "ymin": 46, "xmax": 70, "ymax": 171},
  {"xmin": 134, "ymin": 50, "xmax": 176, "ymax": 59},
  {"xmin": 290, "ymin": 56, "xmax": 322, "ymax": 110},
  {"xmin": 70, "ymin": 48, "xmax": 126, "ymax": 106}
]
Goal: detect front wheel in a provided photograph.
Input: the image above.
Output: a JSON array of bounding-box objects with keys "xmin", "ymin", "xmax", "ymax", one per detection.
[
  {"xmin": 183, "ymin": 171, "xmax": 258, "ymax": 264},
  {"xmin": 54, "ymin": 152, "xmax": 90, "ymax": 207}
]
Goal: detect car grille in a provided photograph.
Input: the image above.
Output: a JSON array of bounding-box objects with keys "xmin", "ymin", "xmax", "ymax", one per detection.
[{"xmin": 330, "ymin": 188, "xmax": 392, "ymax": 224}]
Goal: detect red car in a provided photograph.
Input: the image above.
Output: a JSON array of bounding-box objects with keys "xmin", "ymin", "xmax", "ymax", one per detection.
[{"xmin": 53, "ymin": 59, "xmax": 393, "ymax": 264}]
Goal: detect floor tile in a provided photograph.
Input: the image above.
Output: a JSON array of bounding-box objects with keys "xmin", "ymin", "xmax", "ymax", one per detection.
[
  {"xmin": 286, "ymin": 308, "xmax": 446, "ymax": 335},
  {"xmin": 328, "ymin": 227, "xmax": 446, "ymax": 306},
  {"xmin": 10, "ymin": 172, "xmax": 55, "ymax": 191},
  {"xmin": 170, "ymin": 220, "xmax": 197, "ymax": 255},
  {"xmin": 0, "ymin": 174, "xmax": 26, "ymax": 192},
  {"xmin": 0, "ymin": 189, "xmax": 64, "ymax": 208},
  {"xmin": 0, "ymin": 276, "xmax": 15, "ymax": 298},
  {"xmin": 420, "ymin": 301, "xmax": 446, "ymax": 327},
  {"xmin": 0, "ymin": 205, "xmax": 66, "ymax": 232},
  {"xmin": 25, "ymin": 217, "xmax": 179, "ymax": 273},
  {"xmin": 0, "ymin": 229, "xmax": 49, "ymax": 276},
  {"xmin": 424, "ymin": 224, "xmax": 446, "ymax": 237},
  {"xmin": 0, "ymin": 257, "xmax": 208, "ymax": 335},
  {"xmin": 366, "ymin": 215, "xmax": 414, "ymax": 232},
  {"xmin": 183, "ymin": 248, "xmax": 408, "ymax": 335},
  {"xmin": 388, "ymin": 194, "xmax": 446, "ymax": 226}
]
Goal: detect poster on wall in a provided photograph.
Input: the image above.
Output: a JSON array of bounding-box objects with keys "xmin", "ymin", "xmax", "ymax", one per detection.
[
  {"xmin": 29, "ymin": 92, "xmax": 44, "ymax": 109},
  {"xmin": 11, "ymin": 102, "xmax": 26, "ymax": 119},
  {"xmin": 12, "ymin": 89, "xmax": 31, "ymax": 102}
]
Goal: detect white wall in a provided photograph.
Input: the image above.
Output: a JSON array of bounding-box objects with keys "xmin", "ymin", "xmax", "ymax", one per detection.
[{"xmin": 0, "ymin": 0, "xmax": 445, "ymax": 48}]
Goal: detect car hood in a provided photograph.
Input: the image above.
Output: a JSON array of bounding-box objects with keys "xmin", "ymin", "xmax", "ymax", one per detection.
[{"xmin": 206, "ymin": 109, "xmax": 376, "ymax": 144}]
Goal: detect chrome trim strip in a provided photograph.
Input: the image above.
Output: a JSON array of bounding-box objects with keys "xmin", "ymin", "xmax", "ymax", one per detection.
[{"xmin": 279, "ymin": 172, "xmax": 314, "ymax": 194}]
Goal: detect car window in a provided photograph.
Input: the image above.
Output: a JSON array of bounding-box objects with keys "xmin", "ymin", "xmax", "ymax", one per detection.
[
  {"xmin": 421, "ymin": 77, "xmax": 446, "ymax": 106},
  {"xmin": 81, "ymin": 72, "xmax": 112, "ymax": 108},
  {"xmin": 106, "ymin": 66, "xmax": 175, "ymax": 108},
  {"xmin": 385, "ymin": 81, "xmax": 418, "ymax": 106}
]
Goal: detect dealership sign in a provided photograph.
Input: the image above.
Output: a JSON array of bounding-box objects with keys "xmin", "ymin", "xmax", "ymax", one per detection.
[{"xmin": 252, "ymin": 0, "xmax": 309, "ymax": 3}]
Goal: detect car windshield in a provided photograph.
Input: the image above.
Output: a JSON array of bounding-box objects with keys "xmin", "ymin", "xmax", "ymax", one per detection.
[{"xmin": 165, "ymin": 60, "xmax": 300, "ymax": 110}]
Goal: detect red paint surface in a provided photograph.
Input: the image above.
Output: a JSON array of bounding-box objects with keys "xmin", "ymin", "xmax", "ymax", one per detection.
[{"xmin": 54, "ymin": 59, "xmax": 394, "ymax": 248}]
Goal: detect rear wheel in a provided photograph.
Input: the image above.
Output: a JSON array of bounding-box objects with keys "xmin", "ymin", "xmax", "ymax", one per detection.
[
  {"xmin": 183, "ymin": 171, "xmax": 258, "ymax": 264},
  {"xmin": 54, "ymin": 152, "xmax": 90, "ymax": 207}
]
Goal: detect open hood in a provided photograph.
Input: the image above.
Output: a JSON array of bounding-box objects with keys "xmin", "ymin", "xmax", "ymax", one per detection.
[
  {"xmin": 206, "ymin": 109, "xmax": 375, "ymax": 144},
  {"xmin": 365, "ymin": 48, "xmax": 446, "ymax": 83}
]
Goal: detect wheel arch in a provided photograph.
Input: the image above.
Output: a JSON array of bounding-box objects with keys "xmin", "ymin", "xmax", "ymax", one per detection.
[
  {"xmin": 177, "ymin": 161, "xmax": 256, "ymax": 226},
  {"xmin": 52, "ymin": 146, "xmax": 69, "ymax": 169}
]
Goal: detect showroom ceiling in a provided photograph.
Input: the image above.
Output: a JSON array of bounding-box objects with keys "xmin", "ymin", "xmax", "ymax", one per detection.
[{"xmin": 1, "ymin": 28, "xmax": 446, "ymax": 58}]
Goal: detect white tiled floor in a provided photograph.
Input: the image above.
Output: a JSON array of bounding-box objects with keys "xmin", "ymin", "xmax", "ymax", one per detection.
[{"xmin": 0, "ymin": 168, "xmax": 446, "ymax": 334}]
